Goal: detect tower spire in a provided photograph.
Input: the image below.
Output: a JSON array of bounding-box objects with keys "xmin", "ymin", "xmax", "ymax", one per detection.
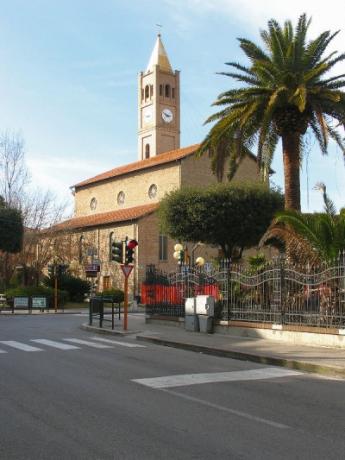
[{"xmin": 146, "ymin": 34, "xmax": 173, "ymax": 73}]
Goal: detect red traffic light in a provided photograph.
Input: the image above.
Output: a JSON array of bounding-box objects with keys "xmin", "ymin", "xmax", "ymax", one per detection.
[{"xmin": 127, "ymin": 239, "xmax": 138, "ymax": 249}]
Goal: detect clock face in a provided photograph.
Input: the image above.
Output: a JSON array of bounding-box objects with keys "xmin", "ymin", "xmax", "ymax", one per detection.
[
  {"xmin": 162, "ymin": 108, "xmax": 173, "ymax": 123},
  {"xmin": 143, "ymin": 106, "xmax": 153, "ymax": 123}
]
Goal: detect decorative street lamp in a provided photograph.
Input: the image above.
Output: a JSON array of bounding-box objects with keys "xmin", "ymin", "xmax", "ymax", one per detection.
[
  {"xmin": 195, "ymin": 256, "xmax": 205, "ymax": 267},
  {"xmin": 173, "ymin": 243, "xmax": 184, "ymax": 264}
]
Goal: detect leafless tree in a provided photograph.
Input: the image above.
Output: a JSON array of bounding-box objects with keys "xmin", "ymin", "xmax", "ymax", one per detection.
[
  {"xmin": 0, "ymin": 131, "xmax": 69, "ymax": 288},
  {"xmin": 0, "ymin": 131, "xmax": 30, "ymax": 208}
]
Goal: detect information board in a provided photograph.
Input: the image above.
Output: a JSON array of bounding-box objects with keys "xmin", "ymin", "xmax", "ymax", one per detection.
[
  {"xmin": 14, "ymin": 297, "xmax": 29, "ymax": 309},
  {"xmin": 32, "ymin": 297, "xmax": 47, "ymax": 309}
]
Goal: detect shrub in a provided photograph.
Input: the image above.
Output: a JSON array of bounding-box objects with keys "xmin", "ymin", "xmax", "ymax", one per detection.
[
  {"xmin": 43, "ymin": 275, "xmax": 90, "ymax": 303},
  {"xmin": 5, "ymin": 286, "xmax": 68, "ymax": 307}
]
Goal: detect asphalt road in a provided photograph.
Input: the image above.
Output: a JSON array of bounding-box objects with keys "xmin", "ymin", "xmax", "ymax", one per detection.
[{"xmin": 0, "ymin": 315, "xmax": 344, "ymax": 460}]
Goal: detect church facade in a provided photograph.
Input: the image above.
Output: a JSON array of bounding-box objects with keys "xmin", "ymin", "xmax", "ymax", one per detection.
[{"xmin": 54, "ymin": 35, "xmax": 262, "ymax": 298}]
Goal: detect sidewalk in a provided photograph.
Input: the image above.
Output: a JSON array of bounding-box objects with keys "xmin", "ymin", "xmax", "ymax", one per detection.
[{"xmin": 82, "ymin": 314, "xmax": 345, "ymax": 380}]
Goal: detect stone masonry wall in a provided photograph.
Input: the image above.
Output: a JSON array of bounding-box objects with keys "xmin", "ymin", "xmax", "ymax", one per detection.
[{"xmin": 74, "ymin": 162, "xmax": 180, "ymax": 217}]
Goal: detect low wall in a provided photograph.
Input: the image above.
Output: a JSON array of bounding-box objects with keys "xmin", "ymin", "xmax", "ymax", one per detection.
[
  {"xmin": 146, "ymin": 315, "xmax": 345, "ymax": 349},
  {"xmin": 215, "ymin": 322, "xmax": 345, "ymax": 349}
]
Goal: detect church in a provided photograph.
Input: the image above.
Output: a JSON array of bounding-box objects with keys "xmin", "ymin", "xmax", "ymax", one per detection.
[{"xmin": 55, "ymin": 35, "xmax": 262, "ymax": 298}]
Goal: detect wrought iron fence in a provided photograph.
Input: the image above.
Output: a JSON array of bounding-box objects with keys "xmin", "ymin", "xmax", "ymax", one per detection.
[{"xmin": 142, "ymin": 256, "xmax": 345, "ymax": 328}]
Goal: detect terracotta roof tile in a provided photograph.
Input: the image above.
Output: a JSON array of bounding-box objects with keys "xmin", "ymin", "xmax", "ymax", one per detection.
[
  {"xmin": 54, "ymin": 203, "xmax": 159, "ymax": 231},
  {"xmin": 74, "ymin": 144, "xmax": 200, "ymax": 188}
]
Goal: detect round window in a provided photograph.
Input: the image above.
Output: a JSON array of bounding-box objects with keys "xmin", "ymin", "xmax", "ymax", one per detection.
[
  {"xmin": 90, "ymin": 197, "xmax": 97, "ymax": 210},
  {"xmin": 117, "ymin": 191, "xmax": 125, "ymax": 205},
  {"xmin": 148, "ymin": 184, "xmax": 157, "ymax": 199}
]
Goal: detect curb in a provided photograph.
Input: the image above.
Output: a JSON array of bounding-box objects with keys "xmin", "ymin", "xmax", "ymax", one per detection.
[{"xmin": 136, "ymin": 335, "xmax": 345, "ymax": 379}]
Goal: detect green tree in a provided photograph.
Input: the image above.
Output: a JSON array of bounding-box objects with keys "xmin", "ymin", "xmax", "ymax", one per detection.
[
  {"xmin": 43, "ymin": 273, "xmax": 90, "ymax": 303},
  {"xmin": 0, "ymin": 197, "xmax": 23, "ymax": 253},
  {"xmin": 197, "ymin": 14, "xmax": 345, "ymax": 210},
  {"xmin": 159, "ymin": 183, "xmax": 283, "ymax": 259},
  {"xmin": 269, "ymin": 183, "xmax": 345, "ymax": 263}
]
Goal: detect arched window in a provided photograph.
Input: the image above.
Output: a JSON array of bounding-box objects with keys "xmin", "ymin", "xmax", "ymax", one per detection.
[
  {"xmin": 145, "ymin": 144, "xmax": 150, "ymax": 159},
  {"xmin": 150, "ymin": 85, "xmax": 153, "ymax": 98},
  {"xmin": 109, "ymin": 232, "xmax": 114, "ymax": 261},
  {"xmin": 145, "ymin": 85, "xmax": 149, "ymax": 99},
  {"xmin": 117, "ymin": 191, "xmax": 125, "ymax": 205},
  {"xmin": 165, "ymin": 84, "xmax": 170, "ymax": 97},
  {"xmin": 79, "ymin": 236, "xmax": 84, "ymax": 264},
  {"xmin": 172, "ymin": 87, "xmax": 175, "ymax": 99},
  {"xmin": 141, "ymin": 89, "xmax": 144, "ymax": 101},
  {"xmin": 159, "ymin": 84, "xmax": 163, "ymax": 96}
]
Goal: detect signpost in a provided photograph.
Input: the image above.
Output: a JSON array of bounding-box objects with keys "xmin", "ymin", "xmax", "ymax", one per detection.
[{"xmin": 120, "ymin": 264, "xmax": 133, "ymax": 331}]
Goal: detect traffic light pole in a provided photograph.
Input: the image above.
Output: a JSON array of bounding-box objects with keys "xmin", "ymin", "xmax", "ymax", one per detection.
[
  {"xmin": 120, "ymin": 264, "xmax": 133, "ymax": 331},
  {"xmin": 54, "ymin": 275, "xmax": 58, "ymax": 312},
  {"xmin": 124, "ymin": 275, "xmax": 128, "ymax": 331}
]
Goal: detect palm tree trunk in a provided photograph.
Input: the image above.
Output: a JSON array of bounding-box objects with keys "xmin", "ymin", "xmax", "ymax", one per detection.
[{"xmin": 282, "ymin": 132, "xmax": 301, "ymax": 211}]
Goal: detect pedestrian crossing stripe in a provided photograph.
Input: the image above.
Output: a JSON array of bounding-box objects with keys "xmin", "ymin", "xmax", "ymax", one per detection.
[
  {"xmin": 62, "ymin": 338, "xmax": 113, "ymax": 349},
  {"xmin": 132, "ymin": 368, "xmax": 303, "ymax": 389},
  {"xmin": 31, "ymin": 339, "xmax": 80, "ymax": 350},
  {"xmin": 0, "ymin": 341, "xmax": 42, "ymax": 352}
]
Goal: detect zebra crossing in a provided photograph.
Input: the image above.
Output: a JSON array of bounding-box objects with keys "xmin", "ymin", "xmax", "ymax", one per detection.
[{"xmin": 0, "ymin": 337, "xmax": 146, "ymax": 354}]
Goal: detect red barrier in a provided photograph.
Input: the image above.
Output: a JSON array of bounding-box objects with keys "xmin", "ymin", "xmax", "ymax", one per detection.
[{"xmin": 141, "ymin": 283, "xmax": 219, "ymax": 304}]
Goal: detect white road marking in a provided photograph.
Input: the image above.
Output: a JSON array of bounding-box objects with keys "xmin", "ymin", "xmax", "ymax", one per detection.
[
  {"xmin": 162, "ymin": 389, "xmax": 290, "ymax": 429},
  {"xmin": 132, "ymin": 367, "xmax": 303, "ymax": 389},
  {"xmin": 31, "ymin": 339, "xmax": 81, "ymax": 350},
  {"xmin": 62, "ymin": 338, "xmax": 112, "ymax": 349},
  {"xmin": 91, "ymin": 337, "xmax": 146, "ymax": 348},
  {"xmin": 0, "ymin": 341, "xmax": 43, "ymax": 352}
]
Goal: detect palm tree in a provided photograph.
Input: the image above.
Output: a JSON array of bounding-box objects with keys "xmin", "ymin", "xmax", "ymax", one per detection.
[
  {"xmin": 197, "ymin": 14, "xmax": 345, "ymax": 210},
  {"xmin": 262, "ymin": 183, "xmax": 345, "ymax": 263}
]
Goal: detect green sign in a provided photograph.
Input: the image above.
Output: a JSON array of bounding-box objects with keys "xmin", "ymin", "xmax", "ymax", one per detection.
[{"xmin": 32, "ymin": 297, "xmax": 47, "ymax": 309}]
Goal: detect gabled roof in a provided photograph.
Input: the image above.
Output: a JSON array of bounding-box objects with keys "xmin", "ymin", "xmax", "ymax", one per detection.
[
  {"xmin": 74, "ymin": 144, "xmax": 199, "ymax": 189},
  {"xmin": 54, "ymin": 203, "xmax": 159, "ymax": 231}
]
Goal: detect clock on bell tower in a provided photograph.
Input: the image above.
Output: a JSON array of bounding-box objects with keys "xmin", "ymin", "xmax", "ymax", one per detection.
[{"xmin": 138, "ymin": 34, "xmax": 180, "ymax": 160}]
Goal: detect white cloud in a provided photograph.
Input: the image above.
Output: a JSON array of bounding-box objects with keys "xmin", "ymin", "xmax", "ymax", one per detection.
[
  {"xmin": 166, "ymin": 0, "xmax": 345, "ymax": 52},
  {"xmin": 26, "ymin": 154, "xmax": 114, "ymax": 208}
]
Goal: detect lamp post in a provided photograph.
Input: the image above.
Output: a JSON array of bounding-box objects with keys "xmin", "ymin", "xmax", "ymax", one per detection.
[
  {"xmin": 191, "ymin": 242, "xmax": 204, "ymax": 266},
  {"xmin": 195, "ymin": 256, "xmax": 205, "ymax": 267},
  {"xmin": 173, "ymin": 243, "xmax": 184, "ymax": 265}
]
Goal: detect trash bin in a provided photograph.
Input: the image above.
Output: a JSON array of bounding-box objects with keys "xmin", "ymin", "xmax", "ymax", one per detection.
[
  {"xmin": 196, "ymin": 295, "xmax": 215, "ymax": 333},
  {"xmin": 184, "ymin": 297, "xmax": 200, "ymax": 332},
  {"xmin": 185, "ymin": 315, "xmax": 200, "ymax": 332},
  {"xmin": 198, "ymin": 315, "xmax": 214, "ymax": 333}
]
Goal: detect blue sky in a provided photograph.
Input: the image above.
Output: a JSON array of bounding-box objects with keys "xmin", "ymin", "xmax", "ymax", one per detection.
[{"xmin": 0, "ymin": 0, "xmax": 344, "ymax": 215}]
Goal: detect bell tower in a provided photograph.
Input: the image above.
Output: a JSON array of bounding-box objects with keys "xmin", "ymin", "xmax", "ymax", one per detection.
[{"xmin": 138, "ymin": 34, "xmax": 180, "ymax": 160}]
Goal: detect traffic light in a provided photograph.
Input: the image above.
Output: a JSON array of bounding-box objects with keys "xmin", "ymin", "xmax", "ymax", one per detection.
[
  {"xmin": 111, "ymin": 241, "xmax": 123, "ymax": 263},
  {"xmin": 57, "ymin": 264, "xmax": 69, "ymax": 277},
  {"xmin": 125, "ymin": 239, "xmax": 138, "ymax": 265}
]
